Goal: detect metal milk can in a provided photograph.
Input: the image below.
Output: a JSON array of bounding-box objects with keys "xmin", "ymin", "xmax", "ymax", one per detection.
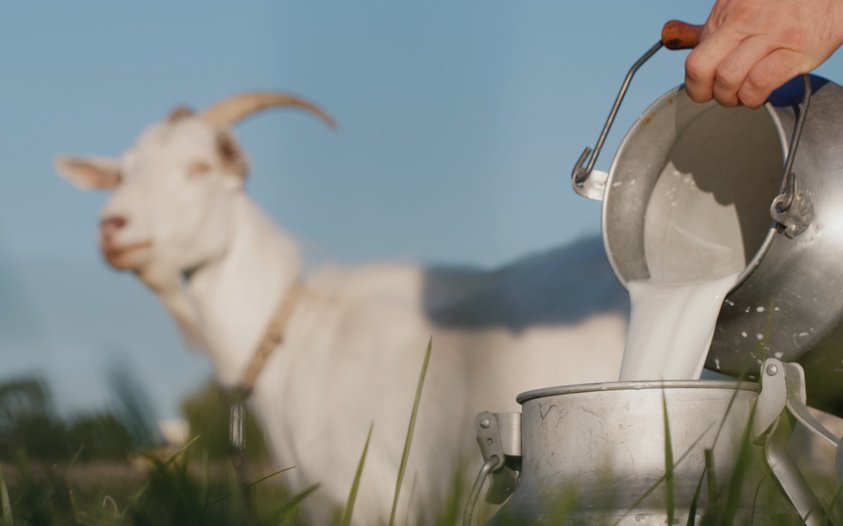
[
  {"xmin": 572, "ymin": 21, "xmax": 843, "ymax": 414},
  {"xmin": 464, "ymin": 359, "xmax": 843, "ymax": 525}
]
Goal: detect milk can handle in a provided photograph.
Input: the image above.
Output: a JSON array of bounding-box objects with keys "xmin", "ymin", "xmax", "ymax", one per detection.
[
  {"xmin": 463, "ymin": 412, "xmax": 522, "ymax": 525},
  {"xmin": 463, "ymin": 456, "xmax": 499, "ymax": 526}
]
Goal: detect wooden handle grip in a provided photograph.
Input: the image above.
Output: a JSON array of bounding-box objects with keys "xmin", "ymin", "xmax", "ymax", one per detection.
[{"xmin": 662, "ymin": 20, "xmax": 703, "ymax": 50}]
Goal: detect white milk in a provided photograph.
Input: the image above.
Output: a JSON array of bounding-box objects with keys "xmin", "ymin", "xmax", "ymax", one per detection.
[
  {"xmin": 615, "ymin": 132, "xmax": 773, "ymax": 381},
  {"xmin": 618, "ymin": 274, "xmax": 739, "ymax": 381}
]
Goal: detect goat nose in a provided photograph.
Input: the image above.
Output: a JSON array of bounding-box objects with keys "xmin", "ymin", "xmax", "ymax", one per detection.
[{"xmin": 100, "ymin": 215, "xmax": 128, "ymax": 239}]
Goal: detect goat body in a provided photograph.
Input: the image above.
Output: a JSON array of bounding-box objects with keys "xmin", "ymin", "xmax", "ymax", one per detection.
[
  {"xmin": 56, "ymin": 93, "xmax": 627, "ymax": 524},
  {"xmin": 204, "ymin": 198, "xmax": 626, "ymax": 523}
]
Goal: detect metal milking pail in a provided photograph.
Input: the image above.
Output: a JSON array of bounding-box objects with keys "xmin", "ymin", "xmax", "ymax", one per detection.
[
  {"xmin": 460, "ymin": 21, "xmax": 843, "ymax": 526},
  {"xmin": 571, "ymin": 23, "xmax": 843, "ymax": 415}
]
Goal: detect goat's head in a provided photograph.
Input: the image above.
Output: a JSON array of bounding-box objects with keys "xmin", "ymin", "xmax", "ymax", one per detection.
[{"xmin": 56, "ymin": 92, "xmax": 335, "ymax": 276}]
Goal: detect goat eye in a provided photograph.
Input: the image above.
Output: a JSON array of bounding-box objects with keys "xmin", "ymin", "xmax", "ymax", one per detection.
[{"xmin": 188, "ymin": 160, "xmax": 211, "ymax": 177}]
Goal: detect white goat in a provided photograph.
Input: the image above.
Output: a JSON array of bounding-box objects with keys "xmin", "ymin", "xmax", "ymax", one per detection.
[{"xmin": 56, "ymin": 93, "xmax": 628, "ymax": 524}]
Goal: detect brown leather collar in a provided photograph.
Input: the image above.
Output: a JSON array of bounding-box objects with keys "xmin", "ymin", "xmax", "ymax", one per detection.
[{"xmin": 236, "ymin": 280, "xmax": 305, "ymax": 396}]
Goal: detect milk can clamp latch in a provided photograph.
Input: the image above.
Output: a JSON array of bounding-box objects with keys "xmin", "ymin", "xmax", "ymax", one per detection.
[
  {"xmin": 754, "ymin": 358, "xmax": 843, "ymax": 525},
  {"xmin": 769, "ymin": 75, "xmax": 814, "ymax": 238}
]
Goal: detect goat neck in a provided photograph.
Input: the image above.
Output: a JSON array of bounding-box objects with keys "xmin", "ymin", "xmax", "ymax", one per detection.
[{"xmin": 185, "ymin": 194, "xmax": 302, "ymax": 387}]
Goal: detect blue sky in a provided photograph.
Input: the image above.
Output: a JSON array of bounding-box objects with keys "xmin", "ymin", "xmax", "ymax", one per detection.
[{"xmin": 3, "ymin": 2, "xmax": 843, "ymax": 418}]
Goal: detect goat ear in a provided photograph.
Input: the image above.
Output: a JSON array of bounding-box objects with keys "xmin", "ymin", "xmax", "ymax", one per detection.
[
  {"xmin": 167, "ymin": 105, "xmax": 194, "ymax": 123},
  {"xmin": 55, "ymin": 155, "xmax": 122, "ymax": 190},
  {"xmin": 215, "ymin": 133, "xmax": 249, "ymax": 183}
]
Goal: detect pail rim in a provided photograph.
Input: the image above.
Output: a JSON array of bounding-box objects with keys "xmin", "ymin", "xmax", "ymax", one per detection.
[
  {"xmin": 602, "ymin": 87, "xmax": 787, "ymax": 289},
  {"xmin": 516, "ymin": 379, "xmax": 759, "ymax": 404}
]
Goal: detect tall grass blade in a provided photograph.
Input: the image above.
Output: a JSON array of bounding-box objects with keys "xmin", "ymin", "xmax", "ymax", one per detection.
[
  {"xmin": 388, "ymin": 337, "xmax": 432, "ymax": 526},
  {"xmin": 160, "ymin": 434, "xmax": 201, "ymax": 469},
  {"xmin": 68, "ymin": 487, "xmax": 81, "ymax": 525},
  {"xmin": 123, "ymin": 434, "xmax": 201, "ymax": 515},
  {"xmin": 747, "ymin": 476, "xmax": 766, "ymax": 526},
  {"xmin": 246, "ymin": 466, "xmax": 295, "ymax": 491},
  {"xmin": 209, "ymin": 465, "xmax": 296, "ymax": 505},
  {"xmin": 613, "ymin": 422, "xmax": 714, "ymax": 526},
  {"xmin": 662, "ymin": 390, "xmax": 675, "ymax": 525},
  {"xmin": 63, "ymin": 445, "xmax": 85, "ymax": 478},
  {"xmin": 820, "ymin": 480, "xmax": 843, "ymax": 526},
  {"xmin": 271, "ymin": 483, "xmax": 320, "ymax": 524},
  {"xmin": 405, "ymin": 471, "xmax": 418, "ymax": 526},
  {"xmin": 0, "ymin": 466, "xmax": 12, "ymax": 526},
  {"xmin": 718, "ymin": 406, "xmax": 755, "ymax": 524},
  {"xmin": 199, "ymin": 450, "xmax": 210, "ymax": 509},
  {"xmin": 101, "ymin": 495, "xmax": 120, "ymax": 516},
  {"xmin": 341, "ymin": 423, "xmax": 373, "ymax": 526},
  {"xmin": 704, "ymin": 449, "xmax": 716, "ymax": 500},
  {"xmin": 686, "ymin": 464, "xmax": 709, "ymax": 526},
  {"xmin": 435, "ymin": 470, "xmax": 468, "ymax": 526},
  {"xmin": 710, "ymin": 380, "xmax": 745, "ymax": 446}
]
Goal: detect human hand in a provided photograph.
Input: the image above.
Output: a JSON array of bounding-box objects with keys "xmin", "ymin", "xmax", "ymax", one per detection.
[{"xmin": 685, "ymin": 0, "xmax": 843, "ymax": 107}]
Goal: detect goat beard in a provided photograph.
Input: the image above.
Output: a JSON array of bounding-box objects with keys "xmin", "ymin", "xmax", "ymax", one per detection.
[{"xmin": 136, "ymin": 265, "xmax": 206, "ymax": 349}]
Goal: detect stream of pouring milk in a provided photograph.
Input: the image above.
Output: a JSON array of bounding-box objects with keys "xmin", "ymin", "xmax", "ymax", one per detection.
[
  {"xmin": 618, "ymin": 273, "xmax": 740, "ymax": 381},
  {"xmin": 616, "ymin": 157, "xmax": 761, "ymax": 380}
]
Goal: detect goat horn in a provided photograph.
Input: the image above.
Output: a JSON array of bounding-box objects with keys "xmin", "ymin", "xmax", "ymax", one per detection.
[{"xmin": 200, "ymin": 92, "xmax": 337, "ymax": 130}]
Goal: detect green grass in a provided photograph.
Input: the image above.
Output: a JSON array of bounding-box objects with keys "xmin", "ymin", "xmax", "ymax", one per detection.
[
  {"xmin": 0, "ymin": 339, "xmax": 440, "ymax": 525},
  {"xmin": 662, "ymin": 390, "xmax": 675, "ymax": 524},
  {"xmin": 341, "ymin": 423, "xmax": 373, "ymax": 526},
  {"xmin": 0, "ymin": 370, "xmax": 300, "ymax": 526},
  {"xmin": 388, "ymin": 337, "xmax": 432, "ymax": 526},
  {"xmin": 1, "ymin": 466, "xmax": 12, "ymax": 526},
  {"xmin": 0, "ymin": 444, "xmax": 304, "ymax": 525},
  {"xmin": 5, "ymin": 344, "xmax": 842, "ymax": 525}
]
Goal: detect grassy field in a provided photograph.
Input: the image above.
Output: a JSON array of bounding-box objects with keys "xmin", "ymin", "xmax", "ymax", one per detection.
[
  {"xmin": 3, "ymin": 345, "xmax": 842, "ymax": 525},
  {"xmin": 0, "ymin": 342, "xmax": 441, "ymax": 526},
  {"xmin": 0, "ymin": 374, "xmax": 310, "ymax": 525}
]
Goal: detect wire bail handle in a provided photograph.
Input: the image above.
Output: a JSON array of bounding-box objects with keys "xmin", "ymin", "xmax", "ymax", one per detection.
[
  {"xmin": 572, "ymin": 20, "xmax": 813, "ymax": 235},
  {"xmin": 571, "ymin": 21, "xmax": 701, "ymax": 198}
]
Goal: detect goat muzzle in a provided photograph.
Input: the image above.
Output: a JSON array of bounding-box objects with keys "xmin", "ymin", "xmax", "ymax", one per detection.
[
  {"xmin": 100, "ymin": 240, "xmax": 154, "ymax": 269},
  {"xmin": 100, "ymin": 215, "xmax": 128, "ymax": 242}
]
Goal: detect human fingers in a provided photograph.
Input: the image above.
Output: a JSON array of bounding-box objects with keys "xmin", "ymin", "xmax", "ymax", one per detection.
[
  {"xmin": 684, "ymin": 28, "xmax": 744, "ymax": 103},
  {"xmin": 711, "ymin": 35, "xmax": 775, "ymax": 107},
  {"xmin": 739, "ymin": 49, "xmax": 807, "ymax": 108}
]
